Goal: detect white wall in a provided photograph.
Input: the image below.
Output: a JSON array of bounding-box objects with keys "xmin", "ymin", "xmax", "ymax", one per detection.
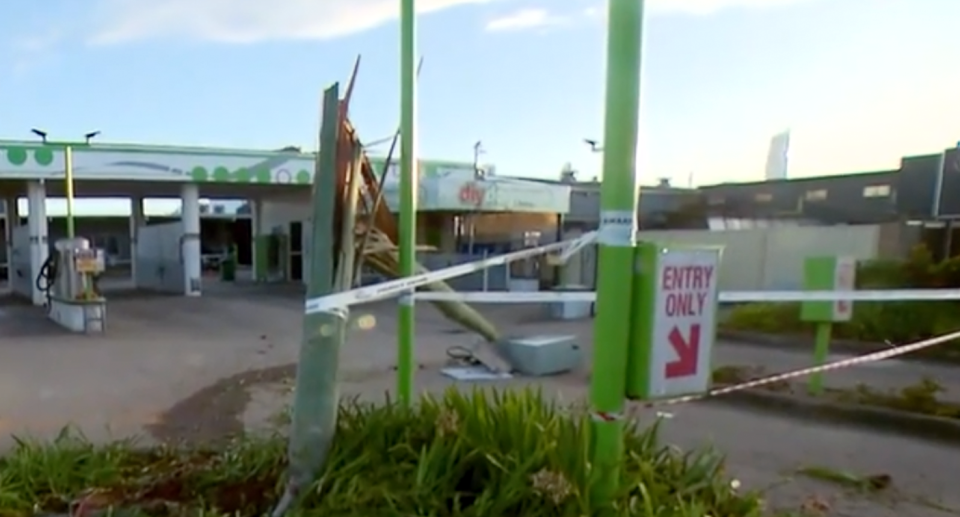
[
  {"xmin": 261, "ymin": 194, "xmax": 310, "ymax": 232},
  {"xmin": 10, "ymin": 225, "xmax": 32, "ymax": 298},
  {"xmin": 135, "ymin": 222, "xmax": 186, "ymax": 293},
  {"xmin": 261, "ymin": 194, "xmax": 311, "ymax": 284},
  {"xmin": 761, "ymin": 225, "xmax": 880, "ymax": 290},
  {"xmin": 577, "ymin": 224, "xmax": 885, "ymax": 292}
]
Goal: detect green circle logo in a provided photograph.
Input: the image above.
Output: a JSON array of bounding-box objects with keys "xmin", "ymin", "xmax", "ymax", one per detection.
[
  {"xmin": 34, "ymin": 148, "xmax": 54, "ymax": 166},
  {"xmin": 213, "ymin": 166, "xmax": 231, "ymax": 182},
  {"xmin": 254, "ymin": 168, "xmax": 271, "ymax": 183},
  {"xmin": 6, "ymin": 147, "xmax": 27, "ymax": 166},
  {"xmin": 191, "ymin": 166, "xmax": 209, "ymax": 182}
]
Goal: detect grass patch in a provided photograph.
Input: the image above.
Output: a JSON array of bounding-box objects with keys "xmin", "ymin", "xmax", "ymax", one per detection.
[
  {"xmin": 794, "ymin": 465, "xmax": 891, "ymax": 493},
  {"xmin": 711, "ymin": 365, "xmax": 790, "ymax": 392},
  {"xmin": 833, "ymin": 378, "xmax": 960, "ymax": 419},
  {"xmin": 0, "ymin": 388, "xmax": 770, "ymax": 516},
  {"xmin": 711, "ymin": 365, "xmax": 960, "ymax": 423}
]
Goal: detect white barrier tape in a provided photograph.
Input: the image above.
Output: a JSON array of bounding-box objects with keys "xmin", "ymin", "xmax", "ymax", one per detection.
[
  {"xmin": 556, "ymin": 231, "xmax": 598, "ymax": 263},
  {"xmin": 412, "ymin": 288, "xmax": 960, "ymax": 304},
  {"xmin": 722, "ymin": 289, "xmax": 960, "ymax": 303},
  {"xmin": 644, "ymin": 328, "xmax": 960, "ymax": 408},
  {"xmin": 590, "ymin": 410, "xmax": 624, "ymax": 422},
  {"xmin": 303, "ymin": 239, "xmax": 575, "ymax": 314},
  {"xmin": 414, "ymin": 291, "xmax": 587, "ymax": 303}
]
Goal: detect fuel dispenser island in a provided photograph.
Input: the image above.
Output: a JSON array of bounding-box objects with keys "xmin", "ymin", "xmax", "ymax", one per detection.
[{"xmin": 38, "ymin": 237, "xmax": 107, "ymax": 333}]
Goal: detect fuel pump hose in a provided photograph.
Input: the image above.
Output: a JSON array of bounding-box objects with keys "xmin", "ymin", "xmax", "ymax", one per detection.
[{"xmin": 36, "ymin": 253, "xmax": 59, "ymax": 308}]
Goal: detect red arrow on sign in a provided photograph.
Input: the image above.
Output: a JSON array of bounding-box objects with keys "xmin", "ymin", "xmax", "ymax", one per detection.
[{"xmin": 666, "ymin": 324, "xmax": 700, "ymax": 379}]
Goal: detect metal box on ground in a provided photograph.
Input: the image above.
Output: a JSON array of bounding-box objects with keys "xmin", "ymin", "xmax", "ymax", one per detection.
[{"xmin": 496, "ymin": 334, "xmax": 582, "ymax": 376}]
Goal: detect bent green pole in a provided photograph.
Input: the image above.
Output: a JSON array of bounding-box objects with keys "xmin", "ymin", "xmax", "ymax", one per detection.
[
  {"xmin": 397, "ymin": 0, "xmax": 418, "ymax": 404},
  {"xmin": 589, "ymin": 0, "xmax": 645, "ymax": 507},
  {"xmin": 271, "ymin": 83, "xmax": 344, "ymax": 517}
]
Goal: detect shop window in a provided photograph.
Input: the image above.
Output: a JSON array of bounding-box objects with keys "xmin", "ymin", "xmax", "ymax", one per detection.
[
  {"xmin": 863, "ymin": 184, "xmax": 891, "ymax": 198},
  {"xmin": 804, "ymin": 189, "xmax": 827, "ymax": 201}
]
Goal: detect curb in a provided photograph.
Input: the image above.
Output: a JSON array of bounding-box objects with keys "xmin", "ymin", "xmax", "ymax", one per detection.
[
  {"xmin": 717, "ymin": 330, "xmax": 960, "ymax": 366},
  {"xmin": 708, "ymin": 387, "xmax": 960, "ymax": 447}
]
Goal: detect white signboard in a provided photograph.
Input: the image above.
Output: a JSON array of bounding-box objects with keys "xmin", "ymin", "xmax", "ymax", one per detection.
[
  {"xmin": 832, "ymin": 256, "xmax": 856, "ymax": 321},
  {"xmin": 648, "ymin": 248, "xmax": 720, "ymax": 398}
]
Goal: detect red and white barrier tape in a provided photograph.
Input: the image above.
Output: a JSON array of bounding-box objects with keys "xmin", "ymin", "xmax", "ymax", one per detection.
[
  {"xmin": 642, "ymin": 328, "xmax": 960, "ymax": 408},
  {"xmin": 591, "ymin": 410, "xmax": 623, "ymax": 422}
]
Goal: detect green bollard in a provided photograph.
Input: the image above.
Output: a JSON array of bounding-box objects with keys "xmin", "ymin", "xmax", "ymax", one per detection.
[
  {"xmin": 221, "ymin": 245, "xmax": 238, "ymax": 282},
  {"xmin": 800, "ymin": 256, "xmax": 856, "ymax": 395}
]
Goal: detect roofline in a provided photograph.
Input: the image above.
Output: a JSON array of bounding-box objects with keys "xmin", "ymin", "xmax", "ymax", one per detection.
[
  {"xmin": 701, "ymin": 169, "xmax": 899, "ymax": 189},
  {"xmin": 0, "ymin": 138, "xmax": 475, "ymax": 165}
]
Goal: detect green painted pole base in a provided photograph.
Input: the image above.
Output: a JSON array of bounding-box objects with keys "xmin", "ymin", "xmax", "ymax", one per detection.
[
  {"xmin": 588, "ymin": 0, "xmax": 646, "ymax": 507},
  {"xmin": 808, "ymin": 322, "xmax": 832, "ymax": 395}
]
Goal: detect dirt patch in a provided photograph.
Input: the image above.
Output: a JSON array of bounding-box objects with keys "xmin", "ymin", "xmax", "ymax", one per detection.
[{"xmin": 145, "ymin": 364, "xmax": 296, "ymax": 444}]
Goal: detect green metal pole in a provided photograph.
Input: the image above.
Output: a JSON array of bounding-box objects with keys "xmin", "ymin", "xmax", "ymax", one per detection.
[
  {"xmin": 809, "ymin": 322, "xmax": 832, "ymax": 394},
  {"xmin": 589, "ymin": 0, "xmax": 645, "ymax": 506},
  {"xmin": 272, "ymin": 84, "xmax": 345, "ymax": 517},
  {"xmin": 64, "ymin": 145, "xmax": 75, "ymax": 238},
  {"xmin": 397, "ymin": 0, "xmax": 418, "ymax": 404}
]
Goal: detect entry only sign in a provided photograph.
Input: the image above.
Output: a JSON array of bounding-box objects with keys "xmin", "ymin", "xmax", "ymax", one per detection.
[{"xmin": 627, "ymin": 244, "xmax": 721, "ymax": 400}]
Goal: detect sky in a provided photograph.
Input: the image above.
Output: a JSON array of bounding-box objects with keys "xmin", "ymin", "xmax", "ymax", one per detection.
[{"xmin": 2, "ymin": 0, "xmax": 959, "ymax": 216}]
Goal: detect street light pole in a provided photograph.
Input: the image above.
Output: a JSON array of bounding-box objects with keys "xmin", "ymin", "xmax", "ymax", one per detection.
[
  {"xmin": 583, "ymin": 138, "xmax": 604, "ymax": 153},
  {"xmin": 583, "ymin": 138, "xmax": 604, "ymax": 182},
  {"xmin": 29, "ymin": 129, "xmax": 100, "ymax": 239},
  {"xmin": 64, "ymin": 146, "xmax": 75, "ymax": 238}
]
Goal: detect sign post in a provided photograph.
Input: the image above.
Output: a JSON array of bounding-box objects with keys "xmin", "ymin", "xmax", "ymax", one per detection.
[
  {"xmin": 587, "ymin": 0, "xmax": 646, "ymax": 507},
  {"xmin": 800, "ymin": 256, "xmax": 856, "ymax": 394},
  {"xmin": 397, "ymin": 0, "xmax": 418, "ymax": 404},
  {"xmin": 627, "ymin": 243, "xmax": 720, "ymax": 399}
]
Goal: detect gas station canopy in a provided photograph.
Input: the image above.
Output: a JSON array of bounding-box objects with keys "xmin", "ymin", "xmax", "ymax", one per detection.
[{"xmin": 0, "ymin": 141, "xmax": 570, "ymax": 213}]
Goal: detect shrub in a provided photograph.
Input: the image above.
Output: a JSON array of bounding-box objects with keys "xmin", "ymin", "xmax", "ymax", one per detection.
[
  {"xmin": 723, "ymin": 303, "xmax": 805, "ymax": 335},
  {"xmin": 724, "ymin": 245, "xmax": 960, "ymax": 348},
  {"xmin": 0, "ymin": 389, "xmax": 765, "ymax": 517},
  {"xmin": 856, "ymin": 259, "xmax": 911, "ymax": 289},
  {"xmin": 724, "ymin": 300, "xmax": 960, "ymax": 344}
]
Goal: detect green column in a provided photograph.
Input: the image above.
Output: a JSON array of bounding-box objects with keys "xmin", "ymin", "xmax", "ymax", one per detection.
[
  {"xmin": 254, "ymin": 236, "xmax": 270, "ymax": 281},
  {"xmin": 397, "ymin": 0, "xmax": 418, "ymax": 404},
  {"xmin": 64, "ymin": 146, "xmax": 76, "ymax": 238},
  {"xmin": 589, "ymin": 0, "xmax": 645, "ymax": 506}
]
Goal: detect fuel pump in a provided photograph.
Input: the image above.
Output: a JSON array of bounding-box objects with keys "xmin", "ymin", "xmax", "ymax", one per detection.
[{"xmin": 36, "ymin": 237, "xmax": 105, "ymax": 306}]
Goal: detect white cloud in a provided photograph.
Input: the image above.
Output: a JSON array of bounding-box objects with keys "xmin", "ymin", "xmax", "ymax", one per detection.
[
  {"xmin": 581, "ymin": 6, "xmax": 602, "ymax": 18},
  {"xmin": 484, "ymin": 8, "xmax": 564, "ymax": 32},
  {"xmin": 87, "ymin": 0, "xmax": 498, "ymax": 45},
  {"xmin": 579, "ymin": 0, "xmax": 810, "ymax": 20},
  {"xmin": 649, "ymin": 0, "xmax": 807, "ymax": 15},
  {"xmin": 83, "ymin": 0, "xmax": 814, "ymax": 45},
  {"xmin": 5, "ymin": 29, "xmax": 64, "ymax": 79},
  {"xmin": 13, "ymin": 30, "xmax": 63, "ymax": 53}
]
